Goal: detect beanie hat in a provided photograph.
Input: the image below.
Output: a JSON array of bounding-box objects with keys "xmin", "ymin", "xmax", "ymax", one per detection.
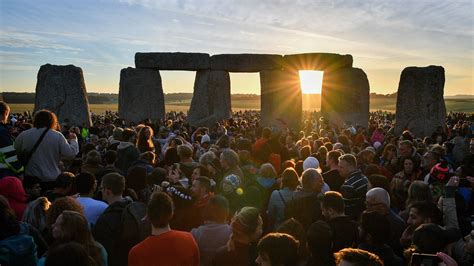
[
  {"xmin": 303, "ymin": 156, "xmax": 320, "ymax": 171},
  {"xmin": 429, "ymin": 162, "xmax": 449, "ymax": 183},
  {"xmin": 222, "ymin": 174, "xmax": 241, "ymax": 193}
]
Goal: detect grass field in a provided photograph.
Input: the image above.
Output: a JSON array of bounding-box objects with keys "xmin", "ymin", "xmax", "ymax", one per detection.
[{"xmin": 9, "ymin": 98, "xmax": 473, "ymax": 114}]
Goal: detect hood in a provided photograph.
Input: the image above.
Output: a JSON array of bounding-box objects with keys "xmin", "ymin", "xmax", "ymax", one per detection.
[
  {"xmin": 117, "ymin": 141, "xmax": 134, "ymax": 150},
  {"xmin": 0, "ymin": 176, "xmax": 27, "ymax": 203}
]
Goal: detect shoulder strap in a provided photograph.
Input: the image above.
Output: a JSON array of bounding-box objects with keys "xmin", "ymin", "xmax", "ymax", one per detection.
[
  {"xmin": 24, "ymin": 128, "xmax": 49, "ymax": 166},
  {"xmin": 278, "ymin": 190, "xmax": 286, "ymax": 206}
]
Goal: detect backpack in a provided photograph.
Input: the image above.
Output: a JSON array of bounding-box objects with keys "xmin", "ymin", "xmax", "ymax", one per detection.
[
  {"xmin": 120, "ymin": 201, "xmax": 151, "ymax": 249},
  {"xmin": 0, "ymin": 223, "xmax": 37, "ymax": 266}
]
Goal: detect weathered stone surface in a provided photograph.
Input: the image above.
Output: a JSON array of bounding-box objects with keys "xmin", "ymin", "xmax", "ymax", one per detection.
[
  {"xmin": 188, "ymin": 70, "xmax": 211, "ymax": 125},
  {"xmin": 283, "ymin": 53, "xmax": 353, "ymax": 72},
  {"xmin": 209, "ymin": 71, "xmax": 231, "ymax": 121},
  {"xmin": 395, "ymin": 66, "xmax": 446, "ymax": 137},
  {"xmin": 210, "ymin": 54, "xmax": 283, "ymax": 72},
  {"xmin": 260, "ymin": 70, "xmax": 302, "ymax": 129},
  {"xmin": 321, "ymin": 68, "xmax": 369, "ymax": 128},
  {"xmin": 34, "ymin": 64, "xmax": 92, "ymax": 127},
  {"xmin": 135, "ymin": 52, "xmax": 210, "ymax": 70},
  {"xmin": 118, "ymin": 68, "xmax": 165, "ymax": 123}
]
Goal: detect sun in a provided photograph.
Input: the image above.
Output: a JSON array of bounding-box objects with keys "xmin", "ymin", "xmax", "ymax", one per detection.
[{"xmin": 299, "ymin": 70, "xmax": 323, "ymax": 94}]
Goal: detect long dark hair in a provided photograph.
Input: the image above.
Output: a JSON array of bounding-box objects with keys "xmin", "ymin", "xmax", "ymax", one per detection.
[{"xmin": 34, "ymin": 109, "xmax": 59, "ymax": 130}]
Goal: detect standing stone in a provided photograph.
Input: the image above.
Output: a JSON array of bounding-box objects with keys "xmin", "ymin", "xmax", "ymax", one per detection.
[
  {"xmin": 395, "ymin": 66, "xmax": 446, "ymax": 137},
  {"xmin": 321, "ymin": 68, "xmax": 370, "ymax": 128},
  {"xmin": 209, "ymin": 71, "xmax": 231, "ymax": 121},
  {"xmin": 34, "ymin": 64, "xmax": 92, "ymax": 127},
  {"xmin": 260, "ymin": 70, "xmax": 302, "ymax": 129},
  {"xmin": 119, "ymin": 68, "xmax": 165, "ymax": 123},
  {"xmin": 135, "ymin": 52, "xmax": 210, "ymax": 70},
  {"xmin": 210, "ymin": 54, "xmax": 283, "ymax": 72},
  {"xmin": 188, "ymin": 70, "xmax": 211, "ymax": 126},
  {"xmin": 283, "ymin": 53, "xmax": 353, "ymax": 72}
]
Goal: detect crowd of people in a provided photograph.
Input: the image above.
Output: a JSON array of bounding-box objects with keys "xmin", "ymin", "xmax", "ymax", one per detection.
[{"xmin": 0, "ymin": 100, "xmax": 473, "ymax": 266}]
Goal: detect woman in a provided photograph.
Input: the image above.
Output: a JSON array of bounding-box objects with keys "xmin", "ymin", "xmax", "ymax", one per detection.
[
  {"xmin": 38, "ymin": 210, "xmax": 107, "ymax": 266},
  {"xmin": 379, "ymin": 144, "xmax": 397, "ymax": 173},
  {"xmin": 399, "ymin": 181, "xmax": 433, "ymax": 221},
  {"xmin": 213, "ymin": 207, "xmax": 263, "ymax": 266},
  {"xmin": 43, "ymin": 196, "xmax": 84, "ymax": 245},
  {"xmin": 14, "ymin": 110, "xmax": 79, "ymax": 190},
  {"xmin": 22, "ymin": 196, "xmax": 51, "ymax": 233},
  {"xmin": 136, "ymin": 126, "xmax": 155, "ymax": 153},
  {"xmin": 394, "ymin": 157, "xmax": 421, "ymax": 182},
  {"xmin": 267, "ymin": 168, "xmax": 299, "ymax": 231}
]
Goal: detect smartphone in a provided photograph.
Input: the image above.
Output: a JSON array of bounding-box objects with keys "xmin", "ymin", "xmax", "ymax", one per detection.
[{"xmin": 410, "ymin": 253, "xmax": 442, "ymax": 266}]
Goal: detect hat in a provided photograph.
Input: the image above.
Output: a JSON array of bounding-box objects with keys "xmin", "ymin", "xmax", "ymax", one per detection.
[
  {"xmin": 429, "ymin": 162, "xmax": 449, "ymax": 183},
  {"xmin": 303, "ymin": 156, "xmax": 320, "ymax": 170},
  {"xmin": 222, "ymin": 174, "xmax": 241, "ymax": 193},
  {"xmin": 201, "ymin": 134, "xmax": 211, "ymax": 144},
  {"xmin": 373, "ymin": 141, "xmax": 382, "ymax": 149}
]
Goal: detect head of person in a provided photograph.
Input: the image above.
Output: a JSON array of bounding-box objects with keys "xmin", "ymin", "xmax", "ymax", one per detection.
[
  {"xmin": 0, "ymin": 101, "xmax": 10, "ymax": 124},
  {"xmin": 191, "ymin": 165, "xmax": 210, "ymax": 181},
  {"xmin": 147, "ymin": 192, "xmax": 174, "ymax": 229},
  {"xmin": 33, "ymin": 109, "xmax": 59, "ymax": 130},
  {"xmin": 327, "ymin": 150, "xmax": 342, "ymax": 168},
  {"xmin": 137, "ymin": 125, "xmax": 154, "ymax": 148},
  {"xmin": 321, "ymin": 191, "xmax": 345, "ymax": 219},
  {"xmin": 398, "ymin": 140, "xmax": 414, "ymax": 158},
  {"xmin": 406, "ymin": 181, "xmax": 433, "ymax": 208},
  {"xmin": 191, "ymin": 176, "xmax": 211, "ymax": 199},
  {"xmin": 359, "ymin": 211, "xmax": 390, "ymax": 246},
  {"xmin": 277, "ymin": 218, "xmax": 306, "ymax": 258},
  {"xmin": 146, "ymin": 167, "xmax": 167, "ymax": 187},
  {"xmin": 405, "ymin": 223, "xmax": 459, "ymax": 260},
  {"xmin": 338, "ymin": 154, "xmax": 358, "ymax": 178},
  {"xmin": 365, "ymin": 187, "xmax": 390, "ymax": 214},
  {"xmin": 140, "ymin": 151, "xmax": 156, "ymax": 166},
  {"xmin": 256, "ymin": 233, "xmax": 299, "ymax": 266},
  {"xmin": 103, "ymin": 150, "xmax": 117, "ymax": 165},
  {"xmin": 75, "ymin": 172, "xmax": 97, "ymax": 196},
  {"xmin": 381, "ymin": 144, "xmax": 397, "ymax": 159},
  {"xmin": 177, "ymin": 144, "xmax": 193, "ymax": 161},
  {"xmin": 54, "ymin": 172, "xmax": 76, "ymax": 195},
  {"xmin": 367, "ymin": 174, "xmax": 390, "ymax": 192},
  {"xmin": 402, "ymin": 157, "xmax": 417, "ymax": 174},
  {"xmin": 202, "ymin": 195, "xmax": 229, "ymax": 224},
  {"xmin": 307, "ymin": 221, "xmax": 334, "ymax": 263},
  {"xmin": 228, "ymin": 207, "xmax": 263, "ymax": 250},
  {"xmin": 220, "ymin": 149, "xmax": 239, "ymax": 170},
  {"xmin": 45, "ymin": 242, "xmax": 98, "ymax": 266},
  {"xmin": 302, "ymin": 156, "xmax": 320, "ymax": 171},
  {"xmin": 301, "ymin": 168, "xmax": 324, "ymax": 193},
  {"xmin": 22, "ymin": 196, "xmax": 51, "ymax": 232},
  {"xmin": 259, "ymin": 163, "xmax": 277, "ymax": 179},
  {"xmin": 281, "ymin": 167, "xmax": 300, "ymax": 191},
  {"xmin": 421, "ymin": 151, "xmax": 440, "ymax": 171},
  {"xmin": 335, "ymin": 248, "xmax": 384, "ymax": 266},
  {"xmin": 262, "ymin": 127, "xmax": 272, "ymax": 140},
  {"xmin": 121, "ymin": 128, "xmax": 137, "ymax": 144},
  {"xmin": 46, "ymin": 197, "xmax": 84, "ymax": 229},
  {"xmin": 100, "ymin": 173, "xmax": 125, "ymax": 203},
  {"xmin": 23, "ymin": 176, "xmax": 42, "ymax": 200},
  {"xmin": 407, "ymin": 201, "xmax": 441, "ymax": 229}
]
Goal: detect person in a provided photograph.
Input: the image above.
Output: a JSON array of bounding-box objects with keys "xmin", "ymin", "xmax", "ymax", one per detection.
[
  {"xmin": 44, "ymin": 242, "xmax": 99, "ymax": 266},
  {"xmin": 191, "ymin": 195, "xmax": 232, "ymax": 266},
  {"xmin": 23, "ymin": 176, "xmax": 42, "ymax": 202},
  {"xmin": 38, "ymin": 210, "xmax": 107, "ymax": 266},
  {"xmin": 306, "ymin": 221, "xmax": 336, "ymax": 266},
  {"xmin": 95, "ymin": 150, "xmax": 123, "ymax": 181},
  {"xmin": 14, "ymin": 110, "xmax": 79, "ymax": 191},
  {"xmin": 178, "ymin": 144, "xmax": 199, "ymax": 179},
  {"xmin": 220, "ymin": 149, "xmax": 244, "ymax": 182},
  {"xmin": 44, "ymin": 172, "xmax": 75, "ymax": 202},
  {"xmin": 136, "ymin": 126, "xmax": 154, "ymax": 153},
  {"xmin": 0, "ymin": 195, "xmax": 38, "ymax": 266},
  {"xmin": 252, "ymin": 127, "xmax": 272, "ymax": 165},
  {"xmin": 394, "ymin": 157, "xmax": 421, "ymax": 182},
  {"xmin": 0, "ymin": 101, "xmax": 23, "ymax": 178},
  {"xmin": 22, "ymin": 196, "xmax": 51, "ymax": 233},
  {"xmin": 358, "ymin": 211, "xmax": 404, "ymax": 266},
  {"xmin": 128, "ymin": 192, "xmax": 199, "ymax": 266},
  {"xmin": 284, "ymin": 168, "xmax": 324, "ymax": 230},
  {"xmin": 365, "ymin": 187, "xmax": 406, "ymax": 256},
  {"xmin": 267, "ymin": 167, "xmax": 298, "ymax": 230},
  {"xmin": 75, "ymin": 172, "xmax": 108, "ymax": 225},
  {"xmin": 213, "ymin": 207, "xmax": 263, "ymax": 266},
  {"xmin": 320, "ymin": 191, "xmax": 358, "ymax": 252},
  {"xmin": 191, "ymin": 176, "xmax": 212, "ymax": 217},
  {"xmin": 93, "ymin": 172, "xmax": 148, "ymax": 266},
  {"xmin": 334, "ymin": 248, "xmax": 384, "ymax": 266},
  {"xmin": 323, "ymin": 150, "xmax": 344, "ymax": 192},
  {"xmin": 255, "ymin": 233, "xmax": 299, "ymax": 266},
  {"xmin": 81, "ymin": 150, "xmax": 104, "ymax": 177},
  {"xmin": 115, "ymin": 128, "xmax": 139, "ymax": 174},
  {"xmin": 338, "ymin": 154, "xmax": 369, "ymax": 220},
  {"xmin": 399, "ymin": 201, "xmax": 442, "ymax": 248},
  {"xmin": 0, "ymin": 175, "xmax": 27, "ymax": 220},
  {"xmin": 396, "ymin": 140, "xmax": 421, "ymax": 173}
]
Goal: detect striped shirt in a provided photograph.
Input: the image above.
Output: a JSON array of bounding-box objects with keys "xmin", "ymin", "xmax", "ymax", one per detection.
[
  {"xmin": 0, "ymin": 123, "xmax": 23, "ymax": 177},
  {"xmin": 340, "ymin": 170, "xmax": 368, "ymax": 219}
]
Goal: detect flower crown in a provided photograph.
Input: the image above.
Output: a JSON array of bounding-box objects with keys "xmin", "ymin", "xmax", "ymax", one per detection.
[{"xmin": 167, "ymin": 186, "xmax": 192, "ymax": 201}]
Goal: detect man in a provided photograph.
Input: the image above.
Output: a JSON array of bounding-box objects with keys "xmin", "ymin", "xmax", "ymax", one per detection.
[
  {"xmin": 93, "ymin": 173, "xmax": 149, "ymax": 266},
  {"xmin": 420, "ymin": 151, "xmax": 440, "ymax": 178},
  {"xmin": 285, "ymin": 168, "xmax": 324, "ymax": 229},
  {"xmin": 365, "ymin": 188, "xmax": 406, "ymax": 256},
  {"xmin": 252, "ymin": 127, "xmax": 272, "ymax": 164},
  {"xmin": 334, "ymin": 248, "xmax": 384, "ymax": 266},
  {"xmin": 321, "ymin": 191, "xmax": 359, "ymax": 252},
  {"xmin": 358, "ymin": 211, "xmax": 404, "ymax": 266},
  {"xmin": 0, "ymin": 101, "xmax": 23, "ymax": 178},
  {"xmin": 128, "ymin": 192, "xmax": 199, "ymax": 266},
  {"xmin": 44, "ymin": 172, "xmax": 75, "ymax": 202},
  {"xmin": 189, "ymin": 176, "xmax": 212, "ymax": 228},
  {"xmin": 75, "ymin": 172, "xmax": 107, "ymax": 225},
  {"xmin": 396, "ymin": 140, "xmax": 421, "ymax": 172},
  {"xmin": 338, "ymin": 154, "xmax": 368, "ymax": 220},
  {"xmin": 323, "ymin": 150, "xmax": 345, "ymax": 192},
  {"xmin": 399, "ymin": 201, "xmax": 441, "ymax": 248},
  {"xmin": 116, "ymin": 128, "xmax": 140, "ymax": 174}
]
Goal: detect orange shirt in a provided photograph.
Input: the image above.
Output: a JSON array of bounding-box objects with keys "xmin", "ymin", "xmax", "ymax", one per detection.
[{"xmin": 128, "ymin": 230, "xmax": 199, "ymax": 266}]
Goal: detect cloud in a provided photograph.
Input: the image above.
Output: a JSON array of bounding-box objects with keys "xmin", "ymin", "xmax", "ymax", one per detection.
[{"xmin": 0, "ymin": 30, "xmax": 83, "ymax": 52}]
